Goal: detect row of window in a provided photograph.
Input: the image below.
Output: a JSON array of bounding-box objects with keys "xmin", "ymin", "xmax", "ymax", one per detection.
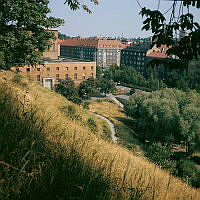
[
  {"xmin": 26, "ymin": 66, "xmax": 94, "ymax": 72},
  {"xmin": 122, "ymin": 60, "xmax": 145, "ymax": 65},
  {"xmin": 123, "ymin": 56, "xmax": 145, "ymax": 61},
  {"xmin": 99, "ymin": 52, "xmax": 116, "ymax": 56},
  {"xmin": 122, "ymin": 52, "xmax": 146, "ymax": 56},
  {"xmin": 36, "ymin": 73, "xmax": 94, "ymax": 81}
]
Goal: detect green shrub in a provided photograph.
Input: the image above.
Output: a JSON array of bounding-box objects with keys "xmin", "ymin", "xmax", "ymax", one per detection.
[
  {"xmin": 12, "ymin": 74, "xmax": 27, "ymax": 87},
  {"xmin": 145, "ymin": 143, "xmax": 176, "ymax": 171},
  {"xmin": 67, "ymin": 105, "xmax": 76, "ymax": 115},
  {"xmin": 82, "ymin": 101, "xmax": 90, "ymax": 110},
  {"xmin": 87, "ymin": 118, "xmax": 97, "ymax": 133},
  {"xmin": 177, "ymin": 160, "xmax": 197, "ymax": 182},
  {"xmin": 64, "ymin": 105, "xmax": 82, "ymax": 121}
]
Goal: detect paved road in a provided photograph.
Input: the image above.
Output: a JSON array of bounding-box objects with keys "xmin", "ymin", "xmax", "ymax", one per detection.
[
  {"xmin": 106, "ymin": 94, "xmax": 125, "ymax": 108},
  {"xmin": 116, "ymin": 85, "xmax": 131, "ymax": 91}
]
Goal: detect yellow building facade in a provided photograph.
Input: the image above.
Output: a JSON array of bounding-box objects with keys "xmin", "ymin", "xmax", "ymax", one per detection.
[{"xmin": 18, "ymin": 60, "xmax": 96, "ymax": 89}]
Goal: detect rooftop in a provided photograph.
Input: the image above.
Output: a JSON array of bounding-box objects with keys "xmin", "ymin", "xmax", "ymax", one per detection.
[
  {"xmin": 146, "ymin": 45, "xmax": 171, "ymax": 59},
  {"xmin": 42, "ymin": 58, "xmax": 96, "ymax": 64},
  {"xmin": 123, "ymin": 44, "xmax": 151, "ymax": 51},
  {"xmin": 61, "ymin": 38, "xmax": 127, "ymax": 49}
]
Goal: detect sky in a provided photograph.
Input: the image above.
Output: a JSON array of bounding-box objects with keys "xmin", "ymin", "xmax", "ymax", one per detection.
[{"xmin": 48, "ymin": 0, "xmax": 200, "ymax": 38}]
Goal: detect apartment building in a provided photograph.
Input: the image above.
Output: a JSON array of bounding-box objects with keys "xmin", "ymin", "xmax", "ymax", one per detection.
[
  {"xmin": 60, "ymin": 38, "xmax": 126, "ymax": 68},
  {"xmin": 13, "ymin": 30, "xmax": 96, "ymax": 89},
  {"xmin": 120, "ymin": 44, "xmax": 150, "ymax": 74}
]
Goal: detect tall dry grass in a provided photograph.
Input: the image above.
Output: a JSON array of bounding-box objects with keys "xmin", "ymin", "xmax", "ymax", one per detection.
[{"xmin": 0, "ymin": 70, "xmax": 199, "ymax": 200}]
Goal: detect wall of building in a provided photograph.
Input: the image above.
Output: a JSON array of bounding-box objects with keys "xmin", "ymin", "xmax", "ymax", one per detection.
[
  {"xmin": 120, "ymin": 45, "xmax": 149, "ymax": 74},
  {"xmin": 16, "ymin": 61, "xmax": 96, "ymax": 87},
  {"xmin": 60, "ymin": 38, "xmax": 126, "ymax": 68},
  {"xmin": 42, "ymin": 30, "xmax": 59, "ymax": 60}
]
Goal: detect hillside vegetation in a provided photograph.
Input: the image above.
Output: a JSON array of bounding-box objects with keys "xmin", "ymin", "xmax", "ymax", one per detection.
[{"xmin": 0, "ymin": 70, "xmax": 200, "ymax": 200}]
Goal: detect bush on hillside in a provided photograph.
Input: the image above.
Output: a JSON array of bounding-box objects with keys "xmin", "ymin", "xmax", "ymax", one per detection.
[
  {"xmin": 145, "ymin": 143, "xmax": 176, "ymax": 172},
  {"xmin": 176, "ymin": 159, "xmax": 200, "ymax": 187},
  {"xmin": 82, "ymin": 101, "xmax": 90, "ymax": 110},
  {"xmin": 65, "ymin": 105, "xmax": 82, "ymax": 120},
  {"xmin": 87, "ymin": 118, "xmax": 97, "ymax": 133},
  {"xmin": 56, "ymin": 78, "xmax": 82, "ymax": 105},
  {"xmin": 124, "ymin": 88, "xmax": 200, "ymax": 155}
]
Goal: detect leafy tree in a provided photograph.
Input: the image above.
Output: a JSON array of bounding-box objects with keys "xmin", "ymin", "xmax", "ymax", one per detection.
[
  {"xmin": 56, "ymin": 78, "xmax": 82, "ymax": 104},
  {"xmin": 96, "ymin": 65, "xmax": 103, "ymax": 78},
  {"xmin": 124, "ymin": 88, "xmax": 200, "ymax": 155},
  {"xmin": 79, "ymin": 77, "xmax": 115, "ymax": 97},
  {"xmin": 79, "ymin": 77, "xmax": 100, "ymax": 98},
  {"xmin": 140, "ymin": 0, "xmax": 200, "ymax": 69},
  {"xmin": 145, "ymin": 143, "xmax": 176, "ymax": 172},
  {"xmin": 147, "ymin": 78, "xmax": 167, "ymax": 91},
  {"xmin": 178, "ymin": 101, "xmax": 200, "ymax": 155},
  {"xmin": 58, "ymin": 32, "xmax": 70, "ymax": 40},
  {"xmin": 176, "ymin": 159, "xmax": 198, "ymax": 185},
  {"xmin": 96, "ymin": 78, "xmax": 115, "ymax": 96},
  {"xmin": 0, "ymin": 0, "xmax": 99, "ymax": 70},
  {"xmin": 0, "ymin": 0, "xmax": 64, "ymax": 70},
  {"xmin": 64, "ymin": 0, "xmax": 99, "ymax": 14}
]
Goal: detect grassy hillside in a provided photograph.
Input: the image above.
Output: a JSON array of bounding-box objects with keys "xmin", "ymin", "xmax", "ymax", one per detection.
[
  {"xmin": 89, "ymin": 99, "xmax": 141, "ymax": 151},
  {"xmin": 0, "ymin": 70, "xmax": 200, "ymax": 200}
]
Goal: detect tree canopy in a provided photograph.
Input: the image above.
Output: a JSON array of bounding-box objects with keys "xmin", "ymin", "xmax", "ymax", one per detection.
[
  {"xmin": 64, "ymin": 0, "xmax": 99, "ymax": 14},
  {"xmin": 56, "ymin": 78, "xmax": 82, "ymax": 104},
  {"xmin": 0, "ymin": 0, "xmax": 64, "ymax": 69},
  {"xmin": 140, "ymin": 0, "xmax": 200, "ymax": 62},
  {"xmin": 124, "ymin": 88, "xmax": 200, "ymax": 155},
  {"xmin": 0, "ymin": 0, "xmax": 99, "ymax": 70}
]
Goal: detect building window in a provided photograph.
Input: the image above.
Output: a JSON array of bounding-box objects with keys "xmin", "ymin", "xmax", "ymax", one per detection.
[
  {"xmin": 83, "ymin": 66, "xmax": 86, "ymax": 70},
  {"xmin": 65, "ymin": 74, "xmax": 69, "ymax": 79},
  {"xmin": 74, "ymin": 73, "xmax": 77, "ymax": 80},
  {"xmin": 91, "ymin": 73, "xmax": 94, "ymax": 77},
  {"xmin": 56, "ymin": 67, "xmax": 59, "ymax": 71},
  {"xmin": 26, "ymin": 68, "xmax": 30, "ymax": 72},
  {"xmin": 91, "ymin": 66, "xmax": 94, "ymax": 70},
  {"xmin": 82, "ymin": 74, "xmax": 86, "ymax": 80},
  {"xmin": 37, "ymin": 68, "xmax": 40, "ymax": 71},
  {"xmin": 65, "ymin": 67, "xmax": 69, "ymax": 71},
  {"xmin": 56, "ymin": 74, "xmax": 59, "ymax": 81},
  {"xmin": 37, "ymin": 75, "xmax": 40, "ymax": 81},
  {"xmin": 47, "ymin": 67, "xmax": 50, "ymax": 72},
  {"xmin": 74, "ymin": 67, "xmax": 77, "ymax": 70}
]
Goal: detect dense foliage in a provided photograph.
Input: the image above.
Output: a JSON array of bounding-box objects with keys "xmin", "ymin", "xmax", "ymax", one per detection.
[
  {"xmin": 0, "ymin": 0, "xmax": 64, "ymax": 69},
  {"xmin": 103, "ymin": 65, "xmax": 167, "ymax": 91},
  {"xmin": 79, "ymin": 77, "xmax": 115, "ymax": 98},
  {"xmin": 58, "ymin": 32, "xmax": 70, "ymax": 40},
  {"xmin": 56, "ymin": 77, "xmax": 115, "ymax": 104},
  {"xmin": 124, "ymin": 88, "xmax": 200, "ymax": 155},
  {"xmin": 140, "ymin": 0, "xmax": 200, "ymax": 61},
  {"xmin": 56, "ymin": 78, "xmax": 82, "ymax": 104}
]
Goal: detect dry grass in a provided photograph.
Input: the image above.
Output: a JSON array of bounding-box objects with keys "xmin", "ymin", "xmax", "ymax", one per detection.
[
  {"xmin": 89, "ymin": 100, "xmax": 140, "ymax": 149},
  {"xmin": 0, "ymin": 70, "xmax": 200, "ymax": 200},
  {"xmin": 112, "ymin": 88, "xmax": 129, "ymax": 95}
]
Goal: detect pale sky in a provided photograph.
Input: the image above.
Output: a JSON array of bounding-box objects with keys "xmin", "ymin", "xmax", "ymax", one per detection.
[{"xmin": 48, "ymin": 0, "xmax": 200, "ymax": 38}]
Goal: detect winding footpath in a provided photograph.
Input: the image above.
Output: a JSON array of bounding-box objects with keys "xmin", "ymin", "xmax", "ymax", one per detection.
[
  {"xmin": 90, "ymin": 94, "xmax": 126, "ymax": 144},
  {"xmin": 93, "ymin": 113, "xmax": 118, "ymax": 144}
]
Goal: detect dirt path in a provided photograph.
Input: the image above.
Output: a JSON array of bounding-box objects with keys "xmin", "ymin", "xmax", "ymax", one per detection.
[{"xmin": 93, "ymin": 113, "xmax": 118, "ymax": 144}]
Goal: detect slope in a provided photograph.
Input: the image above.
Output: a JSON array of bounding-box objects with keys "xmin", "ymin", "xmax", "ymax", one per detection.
[{"xmin": 0, "ymin": 70, "xmax": 199, "ymax": 200}]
